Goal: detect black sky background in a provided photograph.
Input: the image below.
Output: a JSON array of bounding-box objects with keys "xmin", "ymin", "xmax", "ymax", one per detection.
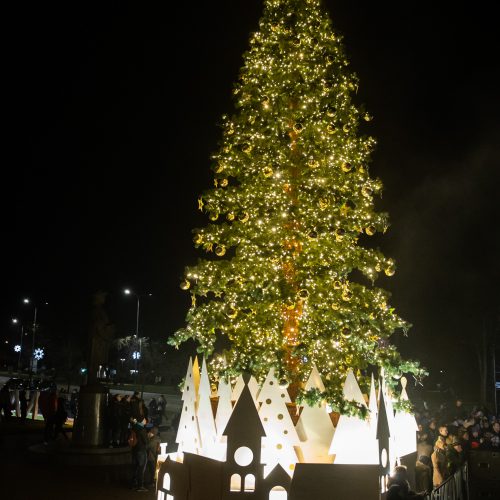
[{"xmin": 2, "ymin": 1, "xmax": 499, "ymax": 396}]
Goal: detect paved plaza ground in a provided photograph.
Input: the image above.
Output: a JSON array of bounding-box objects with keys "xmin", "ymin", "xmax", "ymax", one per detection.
[{"xmin": 0, "ymin": 418, "xmax": 176, "ymax": 500}]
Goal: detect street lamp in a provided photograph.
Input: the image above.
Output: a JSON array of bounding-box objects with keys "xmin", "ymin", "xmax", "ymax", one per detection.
[
  {"xmin": 22, "ymin": 298, "xmax": 48, "ymax": 377},
  {"xmin": 22, "ymin": 298, "xmax": 38, "ymax": 376},
  {"xmin": 124, "ymin": 288, "xmax": 152, "ymax": 396},
  {"xmin": 12, "ymin": 318, "xmax": 24, "ymax": 371}
]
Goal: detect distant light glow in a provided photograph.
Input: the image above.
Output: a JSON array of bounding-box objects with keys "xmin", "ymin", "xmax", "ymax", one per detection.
[
  {"xmin": 23, "ymin": 298, "xmax": 30, "ymax": 304},
  {"xmin": 132, "ymin": 351, "xmax": 141, "ymax": 360},
  {"xmin": 12, "ymin": 318, "xmax": 18, "ymax": 324},
  {"xmin": 14, "ymin": 345, "xmax": 21, "ymax": 352},
  {"xmin": 124, "ymin": 289, "xmax": 131, "ymax": 295}
]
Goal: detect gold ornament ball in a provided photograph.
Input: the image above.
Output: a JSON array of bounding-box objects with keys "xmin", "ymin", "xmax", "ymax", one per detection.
[
  {"xmin": 219, "ymin": 178, "xmax": 229, "ymax": 187},
  {"xmin": 362, "ymin": 185, "xmax": 373, "ymax": 197},
  {"xmin": 385, "ymin": 266, "xmax": 395, "ymax": 277},
  {"xmin": 226, "ymin": 212, "xmax": 235, "ymax": 221},
  {"xmin": 343, "ymin": 123, "xmax": 351, "ymax": 133},
  {"xmin": 298, "ymin": 289, "xmax": 309, "ymax": 299},
  {"xmin": 333, "ymin": 280, "xmax": 342, "ymax": 290},
  {"xmin": 180, "ymin": 280, "xmax": 191, "ymax": 291},
  {"xmin": 341, "ymin": 327, "xmax": 351, "ymax": 338},
  {"xmin": 263, "ymin": 166, "xmax": 273, "ymax": 178},
  {"xmin": 194, "ymin": 234, "xmax": 203, "ymax": 245},
  {"xmin": 365, "ymin": 226, "xmax": 376, "ymax": 236},
  {"xmin": 215, "ymin": 245, "xmax": 226, "ymax": 257},
  {"xmin": 331, "ymin": 302, "xmax": 340, "ymax": 310},
  {"xmin": 342, "ymin": 289, "xmax": 353, "ymax": 301},
  {"xmin": 307, "ymin": 158, "xmax": 319, "ymax": 169},
  {"xmin": 241, "ymin": 143, "xmax": 252, "ymax": 153},
  {"xmin": 341, "ymin": 161, "xmax": 353, "ymax": 173},
  {"xmin": 226, "ymin": 307, "xmax": 238, "ymax": 319},
  {"xmin": 318, "ymin": 198, "xmax": 329, "ymax": 210},
  {"xmin": 335, "ymin": 228, "xmax": 345, "ymax": 241},
  {"xmin": 209, "ymin": 212, "xmax": 219, "ymax": 221},
  {"xmin": 327, "ymin": 123, "xmax": 336, "ymax": 134},
  {"xmin": 278, "ymin": 379, "xmax": 289, "ymax": 389},
  {"xmin": 238, "ymin": 211, "xmax": 249, "ymax": 223},
  {"xmin": 293, "ymin": 122, "xmax": 304, "ymax": 133},
  {"xmin": 364, "ymin": 113, "xmax": 373, "ymax": 122}
]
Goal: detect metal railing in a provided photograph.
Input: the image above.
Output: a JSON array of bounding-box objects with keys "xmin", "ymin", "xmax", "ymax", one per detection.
[{"xmin": 426, "ymin": 463, "xmax": 468, "ymax": 500}]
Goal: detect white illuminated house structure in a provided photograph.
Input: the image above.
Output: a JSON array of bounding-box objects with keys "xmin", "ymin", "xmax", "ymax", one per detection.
[{"xmin": 158, "ymin": 359, "xmax": 418, "ymax": 500}]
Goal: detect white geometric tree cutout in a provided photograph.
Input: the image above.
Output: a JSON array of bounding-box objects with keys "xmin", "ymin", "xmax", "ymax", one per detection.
[
  {"xmin": 368, "ymin": 373, "xmax": 378, "ymax": 434},
  {"xmin": 213, "ymin": 376, "xmax": 233, "ymax": 461},
  {"xmin": 329, "ymin": 369, "xmax": 378, "ymax": 464},
  {"xmin": 392, "ymin": 376, "xmax": 418, "ymax": 459},
  {"xmin": 257, "ymin": 367, "xmax": 300, "ymax": 477},
  {"xmin": 295, "ymin": 364, "xmax": 335, "ymax": 463},
  {"xmin": 196, "ymin": 357, "xmax": 218, "ymax": 458},
  {"xmin": 175, "ymin": 356, "xmax": 201, "ymax": 456},
  {"xmin": 232, "ymin": 373, "xmax": 260, "ymax": 405}
]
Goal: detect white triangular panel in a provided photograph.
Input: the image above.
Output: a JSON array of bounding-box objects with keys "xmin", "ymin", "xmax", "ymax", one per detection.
[
  {"xmin": 215, "ymin": 378, "xmax": 233, "ymax": 436},
  {"xmin": 368, "ymin": 373, "xmax": 378, "ymax": 435},
  {"xmin": 231, "ymin": 374, "xmax": 245, "ymax": 402},
  {"xmin": 232, "ymin": 374, "xmax": 259, "ymax": 406},
  {"xmin": 393, "ymin": 377, "xmax": 418, "ymax": 459},
  {"xmin": 257, "ymin": 367, "xmax": 291, "ymax": 403},
  {"xmin": 343, "ymin": 369, "xmax": 366, "ymax": 406},
  {"xmin": 329, "ymin": 370, "xmax": 378, "ymax": 464},
  {"xmin": 197, "ymin": 358, "xmax": 218, "ymax": 458},
  {"xmin": 175, "ymin": 357, "xmax": 201, "ymax": 455},
  {"xmin": 258, "ymin": 368, "xmax": 300, "ymax": 476},
  {"xmin": 295, "ymin": 366, "xmax": 334, "ymax": 463}
]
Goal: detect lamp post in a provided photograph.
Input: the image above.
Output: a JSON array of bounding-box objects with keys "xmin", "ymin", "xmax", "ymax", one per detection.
[
  {"xmin": 12, "ymin": 318, "xmax": 24, "ymax": 371},
  {"xmin": 124, "ymin": 289, "xmax": 140, "ymax": 370},
  {"xmin": 124, "ymin": 289, "xmax": 152, "ymax": 398},
  {"xmin": 22, "ymin": 298, "xmax": 38, "ymax": 377}
]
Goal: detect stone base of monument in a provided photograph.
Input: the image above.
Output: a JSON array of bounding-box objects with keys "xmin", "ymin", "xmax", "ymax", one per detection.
[
  {"xmin": 72, "ymin": 383, "xmax": 109, "ymax": 447},
  {"xmin": 28, "ymin": 382, "xmax": 132, "ymax": 481}
]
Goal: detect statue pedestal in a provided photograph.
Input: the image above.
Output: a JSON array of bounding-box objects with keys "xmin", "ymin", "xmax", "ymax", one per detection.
[{"xmin": 72, "ymin": 383, "xmax": 109, "ymax": 447}]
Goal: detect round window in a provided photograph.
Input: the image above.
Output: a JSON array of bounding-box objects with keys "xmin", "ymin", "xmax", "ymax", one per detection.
[{"xmin": 234, "ymin": 446, "xmax": 253, "ymax": 466}]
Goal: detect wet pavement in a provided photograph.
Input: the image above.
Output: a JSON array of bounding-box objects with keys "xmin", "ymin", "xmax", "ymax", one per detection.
[{"xmin": 0, "ymin": 418, "xmax": 176, "ymax": 500}]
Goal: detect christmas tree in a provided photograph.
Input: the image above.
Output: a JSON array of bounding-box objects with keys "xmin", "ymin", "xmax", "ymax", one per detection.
[{"xmin": 170, "ymin": 0, "xmax": 424, "ymax": 415}]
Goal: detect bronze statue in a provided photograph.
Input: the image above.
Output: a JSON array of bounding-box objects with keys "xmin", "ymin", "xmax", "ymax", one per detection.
[{"xmin": 87, "ymin": 291, "xmax": 115, "ymax": 384}]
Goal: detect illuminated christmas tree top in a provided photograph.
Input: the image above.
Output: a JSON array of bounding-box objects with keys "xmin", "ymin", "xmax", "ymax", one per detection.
[{"xmin": 170, "ymin": 0, "xmax": 424, "ymax": 414}]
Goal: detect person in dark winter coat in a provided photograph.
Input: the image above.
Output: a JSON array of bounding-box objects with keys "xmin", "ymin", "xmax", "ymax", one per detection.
[
  {"xmin": 19, "ymin": 389, "xmax": 28, "ymax": 423},
  {"xmin": 120, "ymin": 395, "xmax": 132, "ymax": 446},
  {"xmin": 0, "ymin": 385, "xmax": 12, "ymax": 421},
  {"xmin": 130, "ymin": 392, "xmax": 143, "ymax": 421},
  {"xmin": 387, "ymin": 465, "xmax": 426, "ymax": 500},
  {"xmin": 40, "ymin": 388, "xmax": 58, "ymax": 443},
  {"xmin": 145, "ymin": 426, "xmax": 161, "ymax": 488},
  {"xmin": 446, "ymin": 438, "xmax": 465, "ymax": 474},
  {"xmin": 131, "ymin": 417, "xmax": 149, "ymax": 491},
  {"xmin": 53, "ymin": 397, "xmax": 69, "ymax": 440},
  {"xmin": 108, "ymin": 394, "xmax": 123, "ymax": 447}
]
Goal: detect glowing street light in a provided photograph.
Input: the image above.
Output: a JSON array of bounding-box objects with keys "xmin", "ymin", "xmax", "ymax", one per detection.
[{"xmin": 14, "ymin": 344, "xmax": 21, "ymax": 353}]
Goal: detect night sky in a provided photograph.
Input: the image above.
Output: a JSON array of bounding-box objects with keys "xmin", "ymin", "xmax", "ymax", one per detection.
[{"xmin": 2, "ymin": 1, "xmax": 499, "ymax": 395}]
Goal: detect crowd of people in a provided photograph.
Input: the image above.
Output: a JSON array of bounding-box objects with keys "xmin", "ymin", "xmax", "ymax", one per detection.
[
  {"xmin": 2, "ymin": 382, "xmax": 500, "ymax": 496},
  {"xmin": 0, "ymin": 384, "xmax": 170, "ymax": 492},
  {"xmin": 404, "ymin": 399, "xmax": 500, "ymax": 496}
]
